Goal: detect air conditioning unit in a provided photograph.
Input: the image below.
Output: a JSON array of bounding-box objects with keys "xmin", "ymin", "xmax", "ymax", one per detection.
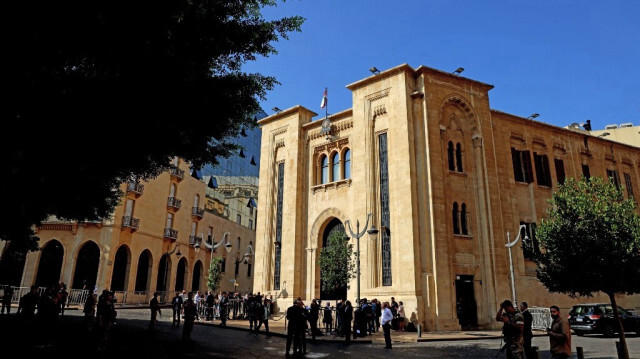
[
  {"xmin": 605, "ymin": 124, "xmax": 618, "ymax": 130},
  {"xmin": 619, "ymin": 123, "xmax": 633, "ymax": 128}
]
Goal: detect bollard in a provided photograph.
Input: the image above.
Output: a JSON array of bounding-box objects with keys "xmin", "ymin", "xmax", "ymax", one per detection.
[
  {"xmin": 417, "ymin": 324, "xmax": 422, "ymax": 338},
  {"xmin": 577, "ymin": 346, "xmax": 584, "ymax": 359},
  {"xmin": 531, "ymin": 346, "xmax": 541, "ymax": 359}
]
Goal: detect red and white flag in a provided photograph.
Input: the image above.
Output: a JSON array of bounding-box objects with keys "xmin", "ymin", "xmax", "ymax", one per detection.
[{"xmin": 320, "ymin": 88, "xmax": 327, "ymax": 109}]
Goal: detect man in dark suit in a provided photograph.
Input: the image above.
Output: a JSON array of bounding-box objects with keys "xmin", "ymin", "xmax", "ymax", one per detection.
[
  {"xmin": 285, "ymin": 300, "xmax": 300, "ymax": 357},
  {"xmin": 343, "ymin": 300, "xmax": 353, "ymax": 344},
  {"xmin": 520, "ymin": 301, "xmax": 533, "ymax": 359}
]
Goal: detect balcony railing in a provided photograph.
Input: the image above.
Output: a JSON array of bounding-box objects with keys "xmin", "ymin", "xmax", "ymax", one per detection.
[
  {"xmin": 126, "ymin": 181, "xmax": 144, "ymax": 196},
  {"xmin": 192, "ymin": 207, "xmax": 205, "ymax": 218},
  {"xmin": 169, "ymin": 166, "xmax": 185, "ymax": 180},
  {"xmin": 167, "ymin": 197, "xmax": 182, "ymax": 209},
  {"xmin": 122, "ymin": 216, "xmax": 140, "ymax": 230},
  {"xmin": 164, "ymin": 228, "xmax": 178, "ymax": 240},
  {"xmin": 189, "ymin": 235, "xmax": 203, "ymax": 246}
]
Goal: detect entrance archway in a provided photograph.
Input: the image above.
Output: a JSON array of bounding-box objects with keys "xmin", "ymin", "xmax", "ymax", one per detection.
[
  {"xmin": 192, "ymin": 260, "xmax": 203, "ymax": 291},
  {"xmin": 156, "ymin": 254, "xmax": 172, "ymax": 292},
  {"xmin": 72, "ymin": 241, "xmax": 100, "ymax": 290},
  {"xmin": 320, "ymin": 218, "xmax": 347, "ymax": 300},
  {"xmin": 111, "ymin": 245, "xmax": 130, "ymax": 291},
  {"xmin": 0, "ymin": 242, "xmax": 27, "ymax": 286},
  {"xmin": 175, "ymin": 257, "xmax": 187, "ymax": 291},
  {"xmin": 35, "ymin": 240, "xmax": 64, "ymax": 288},
  {"xmin": 135, "ymin": 250, "xmax": 152, "ymax": 291}
]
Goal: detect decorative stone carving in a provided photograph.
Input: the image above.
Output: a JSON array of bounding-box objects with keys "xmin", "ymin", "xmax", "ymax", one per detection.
[{"xmin": 472, "ymin": 135, "xmax": 483, "ymax": 148}]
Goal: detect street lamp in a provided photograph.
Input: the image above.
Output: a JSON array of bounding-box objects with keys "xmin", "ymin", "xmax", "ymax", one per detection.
[
  {"xmin": 232, "ymin": 240, "xmax": 255, "ymax": 289},
  {"xmin": 345, "ymin": 213, "xmax": 379, "ymax": 306},
  {"xmin": 198, "ymin": 231, "xmax": 232, "ymax": 266},
  {"xmin": 505, "ymin": 224, "xmax": 529, "ymax": 306}
]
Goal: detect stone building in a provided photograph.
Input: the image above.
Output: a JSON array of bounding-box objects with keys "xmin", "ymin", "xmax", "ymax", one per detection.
[
  {"xmin": 252, "ymin": 63, "xmax": 640, "ymax": 330},
  {"xmin": 0, "ymin": 158, "xmax": 258, "ymax": 301}
]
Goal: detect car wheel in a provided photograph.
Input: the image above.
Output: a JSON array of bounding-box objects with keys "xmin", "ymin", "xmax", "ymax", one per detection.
[
  {"xmin": 603, "ymin": 324, "xmax": 615, "ymax": 338},
  {"xmin": 575, "ymin": 330, "xmax": 584, "ymax": 336}
]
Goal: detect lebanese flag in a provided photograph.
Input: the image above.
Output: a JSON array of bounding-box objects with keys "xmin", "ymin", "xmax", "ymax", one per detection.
[{"xmin": 320, "ymin": 88, "xmax": 327, "ymax": 109}]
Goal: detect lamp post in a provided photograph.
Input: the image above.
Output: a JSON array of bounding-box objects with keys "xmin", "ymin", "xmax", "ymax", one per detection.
[
  {"xmin": 505, "ymin": 224, "xmax": 529, "ymax": 306},
  {"xmin": 345, "ymin": 213, "xmax": 379, "ymax": 306},
  {"xmin": 162, "ymin": 243, "xmax": 181, "ymax": 294},
  {"xmin": 232, "ymin": 241, "xmax": 254, "ymax": 290}
]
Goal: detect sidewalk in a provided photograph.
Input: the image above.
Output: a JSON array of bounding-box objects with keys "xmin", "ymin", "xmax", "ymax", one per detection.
[{"xmin": 190, "ymin": 315, "xmax": 519, "ymax": 344}]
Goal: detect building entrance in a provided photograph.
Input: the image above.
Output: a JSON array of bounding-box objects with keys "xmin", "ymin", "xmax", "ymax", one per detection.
[
  {"xmin": 320, "ymin": 218, "xmax": 347, "ymax": 300},
  {"xmin": 455, "ymin": 274, "xmax": 477, "ymax": 329}
]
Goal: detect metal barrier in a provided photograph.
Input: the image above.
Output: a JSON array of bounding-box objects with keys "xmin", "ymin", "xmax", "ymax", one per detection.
[{"xmin": 530, "ymin": 306, "xmax": 552, "ymax": 330}]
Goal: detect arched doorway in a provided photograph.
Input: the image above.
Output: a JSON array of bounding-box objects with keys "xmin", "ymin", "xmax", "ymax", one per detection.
[
  {"xmin": 72, "ymin": 241, "xmax": 100, "ymax": 290},
  {"xmin": 135, "ymin": 250, "xmax": 152, "ymax": 291},
  {"xmin": 156, "ymin": 254, "xmax": 172, "ymax": 292},
  {"xmin": 0, "ymin": 242, "xmax": 27, "ymax": 286},
  {"xmin": 175, "ymin": 257, "xmax": 187, "ymax": 291},
  {"xmin": 320, "ymin": 218, "xmax": 348, "ymax": 300},
  {"xmin": 111, "ymin": 245, "xmax": 130, "ymax": 291},
  {"xmin": 35, "ymin": 240, "xmax": 64, "ymax": 288},
  {"xmin": 192, "ymin": 260, "xmax": 203, "ymax": 291}
]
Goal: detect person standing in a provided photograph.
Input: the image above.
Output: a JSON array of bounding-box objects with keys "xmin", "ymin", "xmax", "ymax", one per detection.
[
  {"xmin": 57, "ymin": 282, "xmax": 68, "ymax": 316},
  {"xmin": 171, "ymin": 291, "xmax": 183, "ymax": 326},
  {"xmin": 149, "ymin": 292, "xmax": 161, "ymax": 330},
  {"xmin": 219, "ymin": 292, "xmax": 229, "ymax": 327},
  {"xmin": 285, "ymin": 299, "xmax": 300, "ymax": 357},
  {"xmin": 397, "ymin": 301, "xmax": 406, "ymax": 332},
  {"xmin": 343, "ymin": 300, "xmax": 353, "ymax": 345},
  {"xmin": 547, "ymin": 305, "xmax": 571, "ymax": 359},
  {"xmin": 520, "ymin": 302, "xmax": 533, "ymax": 359},
  {"xmin": 309, "ymin": 298, "xmax": 320, "ymax": 341},
  {"xmin": 496, "ymin": 300, "xmax": 524, "ymax": 359},
  {"xmin": 390, "ymin": 297, "xmax": 399, "ymax": 317},
  {"xmin": 336, "ymin": 299, "xmax": 344, "ymax": 335},
  {"xmin": 381, "ymin": 301, "xmax": 393, "ymax": 349},
  {"xmin": 1, "ymin": 285, "xmax": 13, "ymax": 314},
  {"xmin": 182, "ymin": 292, "xmax": 198, "ymax": 342},
  {"xmin": 18, "ymin": 285, "xmax": 39, "ymax": 319},
  {"xmin": 323, "ymin": 301, "xmax": 333, "ymax": 334},
  {"xmin": 83, "ymin": 291, "xmax": 97, "ymax": 331}
]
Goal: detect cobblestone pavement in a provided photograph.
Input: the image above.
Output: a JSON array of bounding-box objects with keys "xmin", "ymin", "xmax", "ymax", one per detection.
[{"xmin": 1, "ymin": 308, "xmax": 639, "ymax": 358}]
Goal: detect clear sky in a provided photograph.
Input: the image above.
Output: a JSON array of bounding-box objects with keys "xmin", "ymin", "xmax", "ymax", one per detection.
[{"xmin": 243, "ymin": 0, "xmax": 640, "ymax": 132}]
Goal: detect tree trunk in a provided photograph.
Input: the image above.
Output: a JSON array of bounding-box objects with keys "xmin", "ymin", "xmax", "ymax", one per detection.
[{"xmin": 608, "ymin": 292, "xmax": 629, "ymax": 359}]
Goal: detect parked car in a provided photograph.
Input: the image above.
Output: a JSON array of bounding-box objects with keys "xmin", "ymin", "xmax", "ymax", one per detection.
[{"xmin": 568, "ymin": 303, "xmax": 640, "ymax": 337}]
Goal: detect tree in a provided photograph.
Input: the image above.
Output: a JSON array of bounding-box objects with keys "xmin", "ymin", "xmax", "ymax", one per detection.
[
  {"xmin": 535, "ymin": 177, "xmax": 640, "ymax": 359},
  {"xmin": 2, "ymin": 1, "xmax": 303, "ymax": 251},
  {"xmin": 319, "ymin": 230, "xmax": 356, "ymax": 300},
  {"xmin": 207, "ymin": 256, "xmax": 225, "ymax": 293}
]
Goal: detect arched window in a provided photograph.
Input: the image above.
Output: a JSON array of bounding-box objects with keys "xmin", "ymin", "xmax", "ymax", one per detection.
[
  {"xmin": 343, "ymin": 149, "xmax": 351, "ymax": 179},
  {"xmin": 331, "ymin": 152, "xmax": 340, "ymax": 182},
  {"xmin": 193, "ymin": 194, "xmax": 200, "ymax": 208},
  {"xmin": 461, "ymin": 203, "xmax": 468, "ymax": 235},
  {"xmin": 448, "ymin": 141, "xmax": 455, "ymax": 171},
  {"xmin": 452, "ymin": 202, "xmax": 460, "ymax": 234},
  {"xmin": 456, "ymin": 143, "xmax": 463, "ymax": 172},
  {"xmin": 321, "ymin": 155, "xmax": 328, "ymax": 184}
]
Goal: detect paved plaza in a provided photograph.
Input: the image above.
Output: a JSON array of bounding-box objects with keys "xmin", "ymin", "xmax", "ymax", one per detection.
[{"xmin": 1, "ymin": 306, "xmax": 639, "ymax": 358}]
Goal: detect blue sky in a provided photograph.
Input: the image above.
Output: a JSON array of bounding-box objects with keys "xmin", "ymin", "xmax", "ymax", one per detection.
[{"xmin": 243, "ymin": 0, "xmax": 640, "ymax": 131}]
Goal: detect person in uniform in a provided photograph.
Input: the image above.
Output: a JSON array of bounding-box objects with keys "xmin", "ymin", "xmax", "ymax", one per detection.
[
  {"xmin": 496, "ymin": 300, "xmax": 524, "ymax": 359},
  {"xmin": 519, "ymin": 301, "xmax": 533, "ymax": 359}
]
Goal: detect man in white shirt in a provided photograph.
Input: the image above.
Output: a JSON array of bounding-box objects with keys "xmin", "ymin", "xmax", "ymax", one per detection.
[{"xmin": 381, "ymin": 301, "xmax": 393, "ymax": 349}]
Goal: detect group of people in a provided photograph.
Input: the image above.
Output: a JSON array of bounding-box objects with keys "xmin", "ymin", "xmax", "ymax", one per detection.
[
  {"xmin": 496, "ymin": 299, "xmax": 572, "ymax": 359},
  {"xmin": 10, "ymin": 283, "xmax": 69, "ymax": 320},
  {"xmin": 284, "ymin": 296, "xmax": 403, "ymax": 356},
  {"xmin": 150, "ymin": 290, "xmax": 274, "ymax": 341}
]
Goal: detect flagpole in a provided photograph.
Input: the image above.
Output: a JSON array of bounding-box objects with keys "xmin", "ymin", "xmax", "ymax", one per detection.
[{"xmin": 325, "ymin": 87, "xmax": 328, "ymax": 119}]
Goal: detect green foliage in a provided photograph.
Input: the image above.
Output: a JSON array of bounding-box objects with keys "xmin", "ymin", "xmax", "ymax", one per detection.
[
  {"xmin": 2, "ymin": 1, "xmax": 304, "ymax": 250},
  {"xmin": 319, "ymin": 230, "xmax": 356, "ymax": 295},
  {"xmin": 207, "ymin": 257, "xmax": 225, "ymax": 293},
  {"xmin": 535, "ymin": 176, "xmax": 640, "ymax": 297}
]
